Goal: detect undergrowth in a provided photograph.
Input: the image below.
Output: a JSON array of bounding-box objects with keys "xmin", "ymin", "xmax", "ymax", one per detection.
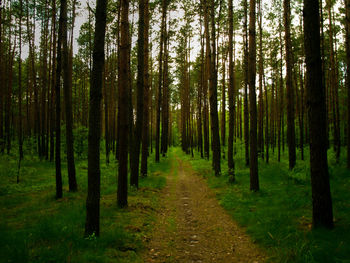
[
  {"xmin": 175, "ymin": 144, "xmax": 350, "ymax": 263},
  {"xmin": 0, "ymin": 140, "xmax": 168, "ymax": 263}
]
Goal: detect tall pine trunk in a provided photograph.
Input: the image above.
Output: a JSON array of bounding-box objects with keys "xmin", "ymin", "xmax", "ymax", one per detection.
[
  {"xmin": 62, "ymin": 0, "xmax": 77, "ymax": 191},
  {"xmin": 284, "ymin": 0, "xmax": 296, "ymax": 170},
  {"xmin": 208, "ymin": 0, "xmax": 221, "ymax": 176},
  {"xmin": 55, "ymin": 0, "xmax": 65, "ymax": 199},
  {"xmin": 248, "ymin": 0, "xmax": 259, "ymax": 191},
  {"xmin": 303, "ymin": 0, "xmax": 333, "ymax": 229},
  {"xmin": 85, "ymin": 0, "xmax": 108, "ymax": 237},
  {"xmin": 141, "ymin": 0, "xmax": 150, "ymax": 177},
  {"xmin": 243, "ymin": 0, "xmax": 250, "ymax": 166},
  {"xmin": 228, "ymin": 0, "xmax": 235, "ymax": 182},
  {"xmin": 117, "ymin": 0, "xmax": 130, "ymax": 208},
  {"xmin": 156, "ymin": 0, "xmax": 167, "ymax": 163},
  {"xmin": 18, "ymin": 0, "xmax": 23, "ymax": 162},
  {"xmin": 346, "ymin": 0, "xmax": 350, "ymax": 169},
  {"xmin": 131, "ymin": 0, "xmax": 146, "ymax": 188}
]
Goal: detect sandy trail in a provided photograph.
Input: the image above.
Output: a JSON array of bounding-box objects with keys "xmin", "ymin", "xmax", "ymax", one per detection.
[{"xmin": 142, "ymin": 157, "xmax": 266, "ymax": 263}]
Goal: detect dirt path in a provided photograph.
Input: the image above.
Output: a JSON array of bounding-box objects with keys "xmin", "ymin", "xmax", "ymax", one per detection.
[{"xmin": 143, "ymin": 157, "xmax": 267, "ymax": 263}]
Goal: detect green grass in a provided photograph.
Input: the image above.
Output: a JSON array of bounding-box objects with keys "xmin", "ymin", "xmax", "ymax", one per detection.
[
  {"xmin": 177, "ymin": 143, "xmax": 350, "ymax": 263},
  {"xmin": 0, "ymin": 140, "xmax": 169, "ymax": 263}
]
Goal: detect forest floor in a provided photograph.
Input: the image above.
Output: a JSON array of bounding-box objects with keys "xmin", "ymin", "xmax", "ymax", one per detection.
[{"xmin": 142, "ymin": 155, "xmax": 266, "ymax": 263}]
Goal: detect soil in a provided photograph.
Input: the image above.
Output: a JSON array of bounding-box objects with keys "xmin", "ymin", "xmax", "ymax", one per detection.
[{"xmin": 142, "ymin": 157, "xmax": 267, "ymax": 263}]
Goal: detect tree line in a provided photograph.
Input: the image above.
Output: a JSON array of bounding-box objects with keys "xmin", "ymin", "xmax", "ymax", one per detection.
[{"xmin": 0, "ymin": 0, "xmax": 349, "ymax": 235}]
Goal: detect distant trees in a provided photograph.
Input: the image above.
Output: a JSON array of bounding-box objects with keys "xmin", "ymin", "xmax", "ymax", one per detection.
[{"xmin": 1, "ymin": 0, "xmax": 349, "ymax": 235}]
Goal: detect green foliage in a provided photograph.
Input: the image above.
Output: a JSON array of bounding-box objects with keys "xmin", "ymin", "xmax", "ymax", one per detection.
[
  {"xmin": 74, "ymin": 126, "xmax": 89, "ymax": 159},
  {"xmin": 181, "ymin": 143, "xmax": 350, "ymax": 263},
  {"xmin": 0, "ymin": 149, "xmax": 169, "ymax": 263}
]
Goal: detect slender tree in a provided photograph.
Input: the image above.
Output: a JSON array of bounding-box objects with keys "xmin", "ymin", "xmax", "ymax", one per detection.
[
  {"xmin": 257, "ymin": 0, "xmax": 264, "ymax": 158},
  {"xmin": 208, "ymin": 0, "xmax": 221, "ymax": 176},
  {"xmin": 55, "ymin": 0, "xmax": 65, "ymax": 199},
  {"xmin": 141, "ymin": 0, "xmax": 150, "ymax": 177},
  {"xmin": 117, "ymin": 0, "xmax": 130, "ymax": 208},
  {"xmin": 248, "ymin": 0, "xmax": 259, "ymax": 191},
  {"xmin": 130, "ymin": 0, "xmax": 146, "ymax": 188},
  {"xmin": 303, "ymin": 0, "xmax": 333, "ymax": 229},
  {"xmin": 243, "ymin": 0, "xmax": 250, "ymax": 166},
  {"xmin": 85, "ymin": 0, "xmax": 108, "ymax": 237},
  {"xmin": 62, "ymin": 0, "xmax": 77, "ymax": 191},
  {"xmin": 18, "ymin": 0, "xmax": 23, "ymax": 163},
  {"xmin": 284, "ymin": 0, "xmax": 296, "ymax": 170},
  {"xmin": 0, "ymin": 0, "xmax": 3, "ymax": 153},
  {"xmin": 156, "ymin": 0, "xmax": 167, "ymax": 163},
  {"xmin": 228, "ymin": 0, "xmax": 235, "ymax": 182},
  {"xmin": 346, "ymin": 0, "xmax": 350, "ymax": 169}
]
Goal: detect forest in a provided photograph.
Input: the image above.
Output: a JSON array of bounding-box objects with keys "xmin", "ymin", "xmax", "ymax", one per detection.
[{"xmin": 0, "ymin": 0, "xmax": 350, "ymax": 262}]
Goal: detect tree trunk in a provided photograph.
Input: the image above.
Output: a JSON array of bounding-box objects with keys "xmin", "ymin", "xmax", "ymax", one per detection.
[
  {"xmin": 207, "ymin": 0, "xmax": 221, "ymax": 176},
  {"xmin": 18, "ymin": 0, "xmax": 23, "ymax": 162},
  {"xmin": 346, "ymin": 0, "xmax": 350, "ymax": 169},
  {"xmin": 156, "ymin": 0, "xmax": 167, "ymax": 163},
  {"xmin": 221, "ymin": 51, "xmax": 227, "ymax": 159},
  {"xmin": 117, "ymin": 0, "xmax": 130, "ymax": 208},
  {"xmin": 141, "ymin": 0, "xmax": 150, "ymax": 177},
  {"xmin": 62, "ymin": 0, "xmax": 77, "ymax": 191},
  {"xmin": 161, "ymin": 19, "xmax": 169, "ymax": 156},
  {"xmin": 248, "ymin": 0, "xmax": 259, "ymax": 191},
  {"xmin": 0, "ymin": 0, "xmax": 3, "ymax": 153},
  {"xmin": 303, "ymin": 0, "xmax": 333, "ymax": 229},
  {"xmin": 243, "ymin": 0, "xmax": 249, "ymax": 166},
  {"xmin": 50, "ymin": 0, "xmax": 57, "ymax": 162},
  {"xmin": 284, "ymin": 0, "xmax": 296, "ymax": 170},
  {"xmin": 326, "ymin": 1, "xmax": 341, "ymax": 163},
  {"xmin": 228, "ymin": 0, "xmax": 235, "ymax": 182},
  {"xmin": 197, "ymin": 15, "xmax": 204, "ymax": 158},
  {"xmin": 55, "ymin": 0, "xmax": 65, "ymax": 199},
  {"xmin": 131, "ymin": 0, "xmax": 146, "ymax": 188},
  {"xmin": 257, "ymin": 0, "xmax": 264, "ymax": 159},
  {"xmin": 85, "ymin": 0, "xmax": 108, "ymax": 237}
]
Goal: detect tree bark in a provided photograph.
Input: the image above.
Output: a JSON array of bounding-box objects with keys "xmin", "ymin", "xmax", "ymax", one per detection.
[
  {"xmin": 228, "ymin": 0, "xmax": 235, "ymax": 182},
  {"xmin": 346, "ymin": 0, "xmax": 350, "ymax": 169},
  {"xmin": 156, "ymin": 0, "xmax": 167, "ymax": 163},
  {"xmin": 117, "ymin": 0, "xmax": 130, "ymax": 208},
  {"xmin": 18, "ymin": 0, "xmax": 23, "ymax": 162},
  {"xmin": 85, "ymin": 0, "xmax": 108, "ymax": 237},
  {"xmin": 326, "ymin": 1, "xmax": 341, "ymax": 163},
  {"xmin": 248, "ymin": 0, "xmax": 259, "ymax": 191},
  {"xmin": 50, "ymin": 0, "xmax": 57, "ymax": 162},
  {"xmin": 243, "ymin": 0, "xmax": 249, "ymax": 166},
  {"xmin": 303, "ymin": 0, "xmax": 333, "ymax": 229},
  {"xmin": 55, "ymin": 0, "xmax": 65, "ymax": 199},
  {"xmin": 284, "ymin": 0, "xmax": 296, "ymax": 170},
  {"xmin": 141, "ymin": 0, "xmax": 150, "ymax": 177},
  {"xmin": 131, "ymin": 0, "xmax": 146, "ymax": 188},
  {"xmin": 208, "ymin": 0, "xmax": 221, "ymax": 176},
  {"xmin": 62, "ymin": 0, "xmax": 77, "ymax": 191},
  {"xmin": 257, "ymin": 0, "xmax": 264, "ymax": 158}
]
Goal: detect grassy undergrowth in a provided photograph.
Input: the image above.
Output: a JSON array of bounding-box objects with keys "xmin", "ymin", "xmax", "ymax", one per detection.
[
  {"xmin": 0, "ymin": 142, "xmax": 168, "ymax": 263},
  {"xmin": 175, "ymin": 145, "xmax": 350, "ymax": 263}
]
